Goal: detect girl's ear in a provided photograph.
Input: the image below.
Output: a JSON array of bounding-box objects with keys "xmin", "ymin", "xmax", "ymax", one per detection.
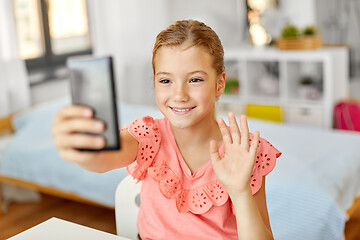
[{"xmin": 216, "ymin": 72, "xmax": 226, "ymax": 98}]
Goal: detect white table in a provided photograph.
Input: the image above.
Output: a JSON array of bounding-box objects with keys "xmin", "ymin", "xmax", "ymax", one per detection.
[{"xmin": 8, "ymin": 217, "xmax": 131, "ymax": 240}]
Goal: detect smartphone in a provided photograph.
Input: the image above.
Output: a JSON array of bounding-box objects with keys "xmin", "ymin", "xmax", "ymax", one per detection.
[{"xmin": 67, "ymin": 55, "xmax": 121, "ymax": 151}]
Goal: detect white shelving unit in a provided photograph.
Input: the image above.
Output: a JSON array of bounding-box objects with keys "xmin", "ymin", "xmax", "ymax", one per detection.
[{"xmin": 220, "ymin": 47, "xmax": 349, "ymax": 128}]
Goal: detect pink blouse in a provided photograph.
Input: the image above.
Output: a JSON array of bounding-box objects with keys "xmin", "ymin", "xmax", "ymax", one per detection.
[{"xmin": 124, "ymin": 116, "xmax": 281, "ymax": 240}]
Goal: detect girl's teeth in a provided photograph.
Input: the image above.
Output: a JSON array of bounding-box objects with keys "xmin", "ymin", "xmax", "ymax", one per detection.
[{"xmin": 173, "ymin": 108, "xmax": 190, "ymax": 112}]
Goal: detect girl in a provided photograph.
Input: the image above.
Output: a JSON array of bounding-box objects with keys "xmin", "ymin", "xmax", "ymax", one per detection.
[{"xmin": 52, "ymin": 20, "xmax": 281, "ymax": 240}]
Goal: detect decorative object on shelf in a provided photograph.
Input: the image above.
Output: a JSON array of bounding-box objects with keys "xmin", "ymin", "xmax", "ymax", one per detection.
[
  {"xmin": 302, "ymin": 26, "xmax": 317, "ymax": 36},
  {"xmin": 298, "ymin": 76, "xmax": 321, "ymax": 100},
  {"xmin": 281, "ymin": 24, "xmax": 299, "ymax": 38},
  {"xmin": 275, "ymin": 24, "xmax": 322, "ymax": 50},
  {"xmin": 224, "ymin": 77, "xmax": 240, "ymax": 95},
  {"xmin": 258, "ymin": 73, "xmax": 279, "ymax": 97}
]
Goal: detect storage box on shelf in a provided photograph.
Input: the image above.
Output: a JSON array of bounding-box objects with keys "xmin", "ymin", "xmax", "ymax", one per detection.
[
  {"xmin": 220, "ymin": 47, "xmax": 349, "ymax": 128},
  {"xmin": 275, "ymin": 36, "xmax": 322, "ymax": 50}
]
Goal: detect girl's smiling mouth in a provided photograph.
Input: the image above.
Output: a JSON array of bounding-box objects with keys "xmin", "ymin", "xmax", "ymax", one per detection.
[{"xmin": 169, "ymin": 106, "xmax": 196, "ymax": 114}]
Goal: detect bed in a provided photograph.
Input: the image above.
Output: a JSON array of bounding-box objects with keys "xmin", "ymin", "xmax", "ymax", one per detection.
[{"xmin": 0, "ymin": 96, "xmax": 359, "ymax": 240}]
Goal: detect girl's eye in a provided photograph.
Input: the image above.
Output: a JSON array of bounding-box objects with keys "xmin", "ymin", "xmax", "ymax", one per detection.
[
  {"xmin": 159, "ymin": 79, "xmax": 171, "ymax": 84},
  {"xmin": 190, "ymin": 78, "xmax": 203, "ymax": 83}
]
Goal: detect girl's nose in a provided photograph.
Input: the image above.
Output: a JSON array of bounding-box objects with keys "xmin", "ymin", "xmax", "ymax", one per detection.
[{"xmin": 173, "ymin": 83, "xmax": 189, "ymax": 102}]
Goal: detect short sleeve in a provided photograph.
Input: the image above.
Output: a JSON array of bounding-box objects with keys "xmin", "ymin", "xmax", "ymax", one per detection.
[
  {"xmin": 123, "ymin": 116, "xmax": 161, "ymax": 181},
  {"xmin": 249, "ymin": 134, "xmax": 281, "ymax": 195}
]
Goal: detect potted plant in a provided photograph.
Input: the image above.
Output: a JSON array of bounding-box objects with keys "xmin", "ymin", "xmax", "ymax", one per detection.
[
  {"xmin": 281, "ymin": 24, "xmax": 299, "ymax": 38},
  {"xmin": 276, "ymin": 24, "xmax": 322, "ymax": 50},
  {"xmin": 224, "ymin": 78, "xmax": 239, "ymax": 95},
  {"xmin": 298, "ymin": 76, "xmax": 321, "ymax": 100},
  {"xmin": 302, "ymin": 26, "xmax": 317, "ymax": 36}
]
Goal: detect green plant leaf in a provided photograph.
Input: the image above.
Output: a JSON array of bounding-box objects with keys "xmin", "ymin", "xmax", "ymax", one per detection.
[{"xmin": 281, "ymin": 24, "xmax": 299, "ymax": 38}]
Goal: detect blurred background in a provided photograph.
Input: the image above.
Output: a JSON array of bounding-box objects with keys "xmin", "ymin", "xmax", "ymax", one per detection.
[
  {"xmin": 1, "ymin": 1, "xmax": 360, "ymax": 239},
  {"xmin": 1, "ymin": 0, "xmax": 359, "ymax": 115}
]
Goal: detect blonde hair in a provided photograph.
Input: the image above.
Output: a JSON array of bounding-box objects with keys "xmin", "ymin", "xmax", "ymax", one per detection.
[{"xmin": 152, "ymin": 20, "xmax": 224, "ymax": 75}]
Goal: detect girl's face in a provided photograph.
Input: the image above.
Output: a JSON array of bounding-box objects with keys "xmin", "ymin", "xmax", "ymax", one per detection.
[{"xmin": 154, "ymin": 45, "xmax": 225, "ymax": 129}]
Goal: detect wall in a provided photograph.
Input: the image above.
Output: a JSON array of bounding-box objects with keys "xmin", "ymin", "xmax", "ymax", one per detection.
[
  {"xmin": 315, "ymin": 0, "xmax": 360, "ymax": 81},
  {"xmin": 279, "ymin": 0, "xmax": 316, "ymax": 28},
  {"xmin": 167, "ymin": 0, "xmax": 247, "ymax": 48}
]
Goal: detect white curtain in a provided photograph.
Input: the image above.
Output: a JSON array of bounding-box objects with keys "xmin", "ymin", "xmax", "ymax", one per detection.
[
  {"xmin": 0, "ymin": 0, "xmax": 30, "ymax": 117},
  {"xmin": 87, "ymin": 0, "xmax": 169, "ymax": 106}
]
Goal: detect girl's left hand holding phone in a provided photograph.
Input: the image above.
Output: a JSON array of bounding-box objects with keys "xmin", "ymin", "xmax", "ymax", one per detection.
[{"xmin": 210, "ymin": 112, "xmax": 260, "ymax": 197}]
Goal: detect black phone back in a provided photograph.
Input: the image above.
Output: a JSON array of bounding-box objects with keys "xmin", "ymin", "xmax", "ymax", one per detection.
[{"xmin": 67, "ymin": 55, "xmax": 120, "ymax": 151}]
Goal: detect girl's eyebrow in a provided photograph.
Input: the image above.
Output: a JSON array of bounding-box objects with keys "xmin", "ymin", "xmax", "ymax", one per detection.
[
  {"xmin": 155, "ymin": 70, "xmax": 208, "ymax": 76},
  {"xmin": 155, "ymin": 72, "xmax": 171, "ymax": 76},
  {"xmin": 187, "ymin": 70, "xmax": 208, "ymax": 76}
]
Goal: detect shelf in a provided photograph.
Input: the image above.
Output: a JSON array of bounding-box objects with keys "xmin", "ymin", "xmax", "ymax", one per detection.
[
  {"xmin": 246, "ymin": 97, "xmax": 281, "ymax": 106},
  {"xmin": 285, "ymin": 99, "xmax": 323, "ymax": 109},
  {"xmin": 222, "ymin": 47, "xmax": 349, "ymax": 128}
]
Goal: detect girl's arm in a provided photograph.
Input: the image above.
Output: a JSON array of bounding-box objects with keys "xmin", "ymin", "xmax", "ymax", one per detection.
[
  {"xmin": 76, "ymin": 129, "xmax": 139, "ymax": 173},
  {"xmin": 252, "ymin": 178, "xmax": 272, "ymax": 233},
  {"xmin": 51, "ymin": 105, "xmax": 139, "ymax": 173},
  {"xmin": 210, "ymin": 112, "xmax": 273, "ymax": 240},
  {"xmin": 230, "ymin": 178, "xmax": 273, "ymax": 240}
]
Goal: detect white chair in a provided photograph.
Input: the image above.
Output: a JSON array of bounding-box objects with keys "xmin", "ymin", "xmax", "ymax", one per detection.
[{"xmin": 115, "ymin": 175, "xmax": 142, "ymax": 240}]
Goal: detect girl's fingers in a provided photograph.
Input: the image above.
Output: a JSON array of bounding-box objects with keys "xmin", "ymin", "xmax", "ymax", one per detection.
[
  {"xmin": 217, "ymin": 117, "xmax": 233, "ymax": 144},
  {"xmin": 54, "ymin": 133, "xmax": 106, "ymax": 150},
  {"xmin": 53, "ymin": 118, "xmax": 105, "ymax": 135},
  {"xmin": 54, "ymin": 105, "xmax": 93, "ymax": 124},
  {"xmin": 209, "ymin": 140, "xmax": 221, "ymax": 163},
  {"xmin": 228, "ymin": 112, "xmax": 241, "ymax": 144},
  {"xmin": 249, "ymin": 131, "xmax": 260, "ymax": 158},
  {"xmin": 240, "ymin": 115, "xmax": 250, "ymax": 150}
]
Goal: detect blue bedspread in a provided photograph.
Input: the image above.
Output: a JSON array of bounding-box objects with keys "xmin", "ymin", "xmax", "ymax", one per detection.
[
  {"xmin": 248, "ymin": 120, "xmax": 360, "ymax": 240},
  {"xmin": 1, "ymin": 96, "xmax": 360, "ymax": 240},
  {"xmin": 0, "ymin": 98, "xmax": 123, "ymax": 206}
]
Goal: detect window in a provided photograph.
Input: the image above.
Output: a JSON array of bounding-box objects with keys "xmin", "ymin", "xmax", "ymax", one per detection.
[{"xmin": 14, "ymin": 0, "xmax": 92, "ymax": 84}]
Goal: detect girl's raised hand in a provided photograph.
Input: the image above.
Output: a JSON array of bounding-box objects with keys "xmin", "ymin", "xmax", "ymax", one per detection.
[
  {"xmin": 51, "ymin": 105, "xmax": 106, "ymax": 164},
  {"xmin": 210, "ymin": 112, "xmax": 259, "ymax": 197}
]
